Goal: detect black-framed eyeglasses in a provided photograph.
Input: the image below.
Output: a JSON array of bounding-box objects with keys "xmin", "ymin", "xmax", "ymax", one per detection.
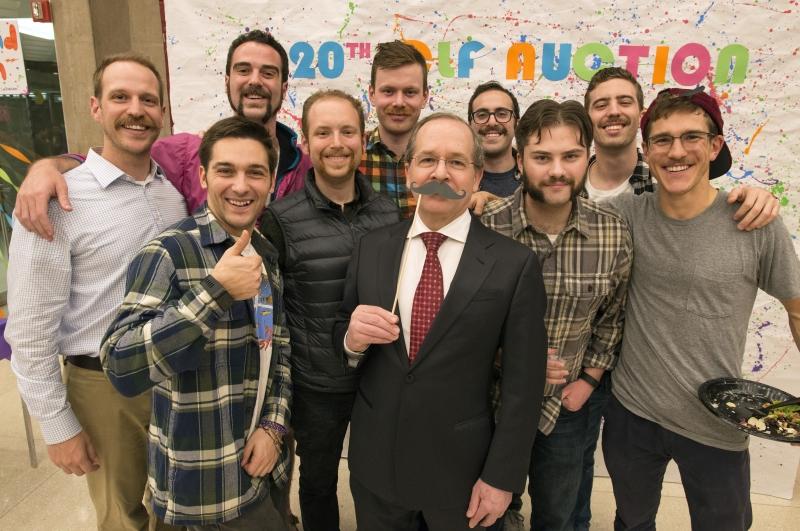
[
  {"xmin": 412, "ymin": 156, "xmax": 475, "ymax": 172},
  {"xmin": 646, "ymin": 131, "xmax": 715, "ymax": 151},
  {"xmin": 470, "ymin": 108, "xmax": 515, "ymax": 124}
]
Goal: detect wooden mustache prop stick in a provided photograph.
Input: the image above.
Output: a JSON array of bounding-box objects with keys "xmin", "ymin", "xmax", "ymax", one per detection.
[{"xmin": 390, "ymin": 181, "xmax": 467, "ymax": 315}]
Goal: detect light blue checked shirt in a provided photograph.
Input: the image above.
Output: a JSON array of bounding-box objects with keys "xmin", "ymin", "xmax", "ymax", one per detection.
[{"xmin": 6, "ymin": 149, "xmax": 187, "ymax": 444}]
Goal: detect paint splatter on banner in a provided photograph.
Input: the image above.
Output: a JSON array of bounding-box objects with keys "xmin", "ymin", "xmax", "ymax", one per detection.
[
  {"xmin": 0, "ymin": 20, "xmax": 28, "ymax": 95},
  {"xmin": 164, "ymin": 0, "xmax": 800, "ymax": 498}
]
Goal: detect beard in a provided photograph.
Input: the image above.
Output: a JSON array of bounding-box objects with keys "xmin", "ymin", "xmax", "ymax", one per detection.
[
  {"xmin": 521, "ymin": 168, "xmax": 584, "ymax": 205},
  {"xmin": 228, "ymin": 84, "xmax": 276, "ymax": 124}
]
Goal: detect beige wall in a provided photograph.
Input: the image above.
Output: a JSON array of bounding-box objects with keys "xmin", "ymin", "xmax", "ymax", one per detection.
[{"xmin": 51, "ymin": 0, "xmax": 170, "ymax": 153}]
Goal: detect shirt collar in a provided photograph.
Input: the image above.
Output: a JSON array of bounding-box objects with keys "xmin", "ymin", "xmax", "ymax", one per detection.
[
  {"xmin": 587, "ymin": 148, "xmax": 649, "ymax": 186},
  {"xmin": 366, "ymin": 127, "xmax": 383, "ymax": 150},
  {"xmin": 510, "ymin": 186, "xmax": 590, "ymax": 240},
  {"xmin": 366, "ymin": 127, "xmax": 400, "ymax": 158},
  {"xmin": 85, "ymin": 148, "xmax": 162, "ymax": 189},
  {"xmin": 408, "ymin": 208, "xmax": 471, "ymax": 243}
]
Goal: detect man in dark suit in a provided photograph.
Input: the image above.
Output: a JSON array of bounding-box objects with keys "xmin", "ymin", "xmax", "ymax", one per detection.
[{"xmin": 334, "ymin": 112, "xmax": 548, "ymax": 530}]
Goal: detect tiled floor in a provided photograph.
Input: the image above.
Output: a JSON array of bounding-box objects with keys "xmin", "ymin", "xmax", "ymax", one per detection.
[{"xmin": 2, "ymin": 360, "xmax": 799, "ymax": 530}]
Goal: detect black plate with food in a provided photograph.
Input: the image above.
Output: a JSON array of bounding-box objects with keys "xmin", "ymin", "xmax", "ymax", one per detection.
[{"xmin": 698, "ymin": 377, "xmax": 800, "ymax": 443}]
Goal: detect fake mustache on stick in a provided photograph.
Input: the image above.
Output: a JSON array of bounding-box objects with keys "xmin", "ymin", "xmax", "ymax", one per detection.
[{"xmin": 410, "ymin": 180, "xmax": 467, "ymax": 200}]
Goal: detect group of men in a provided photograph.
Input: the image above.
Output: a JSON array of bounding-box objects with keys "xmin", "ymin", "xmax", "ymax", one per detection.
[{"xmin": 6, "ymin": 28, "xmax": 800, "ymax": 531}]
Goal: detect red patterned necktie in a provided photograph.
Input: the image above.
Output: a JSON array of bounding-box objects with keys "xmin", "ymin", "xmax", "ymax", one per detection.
[{"xmin": 409, "ymin": 232, "xmax": 447, "ymax": 364}]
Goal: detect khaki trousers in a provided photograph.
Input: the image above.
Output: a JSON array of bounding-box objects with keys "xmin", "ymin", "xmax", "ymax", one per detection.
[{"xmin": 65, "ymin": 363, "xmax": 182, "ymax": 531}]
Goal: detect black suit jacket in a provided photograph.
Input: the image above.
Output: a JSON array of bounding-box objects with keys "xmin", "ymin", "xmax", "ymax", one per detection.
[{"xmin": 334, "ymin": 215, "xmax": 548, "ymax": 510}]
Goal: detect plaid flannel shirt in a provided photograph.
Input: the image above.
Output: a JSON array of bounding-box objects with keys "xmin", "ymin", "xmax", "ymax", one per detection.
[
  {"xmin": 100, "ymin": 206, "xmax": 291, "ymax": 525},
  {"xmin": 582, "ymin": 149, "xmax": 654, "ymax": 198},
  {"xmin": 359, "ymin": 127, "xmax": 416, "ymax": 218},
  {"xmin": 482, "ymin": 189, "xmax": 632, "ymax": 435}
]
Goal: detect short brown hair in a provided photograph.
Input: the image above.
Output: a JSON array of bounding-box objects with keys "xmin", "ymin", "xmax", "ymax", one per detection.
[
  {"xmin": 584, "ymin": 67, "xmax": 644, "ymax": 110},
  {"xmin": 225, "ymin": 30, "xmax": 289, "ymax": 84},
  {"xmin": 516, "ymin": 100, "xmax": 593, "ymax": 156},
  {"xmin": 370, "ymin": 41, "xmax": 428, "ymax": 90},
  {"xmin": 404, "ymin": 112, "xmax": 484, "ymax": 169},
  {"xmin": 199, "ymin": 116, "xmax": 277, "ymax": 177},
  {"xmin": 93, "ymin": 52, "xmax": 164, "ymax": 105},
  {"xmin": 468, "ymin": 81, "xmax": 520, "ymax": 121},
  {"xmin": 301, "ymin": 89, "xmax": 365, "ymax": 139}
]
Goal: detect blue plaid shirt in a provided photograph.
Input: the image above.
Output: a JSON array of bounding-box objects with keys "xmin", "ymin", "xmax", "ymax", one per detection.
[{"xmin": 100, "ymin": 205, "xmax": 291, "ymax": 525}]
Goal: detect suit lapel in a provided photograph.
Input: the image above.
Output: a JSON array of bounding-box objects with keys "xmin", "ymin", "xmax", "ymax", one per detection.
[
  {"xmin": 376, "ymin": 220, "xmax": 412, "ymax": 365},
  {"xmin": 412, "ymin": 217, "xmax": 495, "ymax": 369}
]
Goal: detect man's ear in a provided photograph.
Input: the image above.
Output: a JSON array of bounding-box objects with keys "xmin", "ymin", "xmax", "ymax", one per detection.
[
  {"xmin": 473, "ymin": 167, "xmax": 484, "ymax": 192},
  {"xmin": 199, "ymin": 166, "xmax": 208, "ymax": 190},
  {"xmin": 90, "ymin": 96, "xmax": 101, "ymax": 124},
  {"xmin": 709, "ymin": 135, "xmax": 724, "ymax": 161}
]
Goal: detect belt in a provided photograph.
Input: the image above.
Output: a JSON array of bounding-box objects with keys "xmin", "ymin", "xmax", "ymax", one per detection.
[{"xmin": 65, "ymin": 355, "xmax": 103, "ymax": 372}]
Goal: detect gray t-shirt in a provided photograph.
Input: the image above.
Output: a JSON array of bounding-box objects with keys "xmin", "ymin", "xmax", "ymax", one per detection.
[{"xmin": 611, "ymin": 190, "xmax": 800, "ymax": 451}]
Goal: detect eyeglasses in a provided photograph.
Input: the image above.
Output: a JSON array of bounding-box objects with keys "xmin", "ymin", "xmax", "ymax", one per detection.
[
  {"xmin": 646, "ymin": 131, "xmax": 715, "ymax": 151},
  {"xmin": 470, "ymin": 108, "xmax": 515, "ymax": 124},
  {"xmin": 412, "ymin": 156, "xmax": 475, "ymax": 172}
]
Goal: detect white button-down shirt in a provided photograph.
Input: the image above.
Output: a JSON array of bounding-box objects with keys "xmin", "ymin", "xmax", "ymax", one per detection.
[{"xmin": 6, "ymin": 149, "xmax": 187, "ymax": 444}]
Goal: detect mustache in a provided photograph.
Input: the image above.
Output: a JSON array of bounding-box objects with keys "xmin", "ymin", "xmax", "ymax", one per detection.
[
  {"xmin": 410, "ymin": 180, "xmax": 467, "ymax": 199},
  {"xmin": 546, "ymin": 177, "xmax": 574, "ymax": 185},
  {"xmin": 478, "ymin": 125, "xmax": 506, "ymax": 136},
  {"xmin": 242, "ymin": 85, "xmax": 271, "ymax": 99},
  {"xmin": 116, "ymin": 117, "xmax": 153, "ymax": 129}
]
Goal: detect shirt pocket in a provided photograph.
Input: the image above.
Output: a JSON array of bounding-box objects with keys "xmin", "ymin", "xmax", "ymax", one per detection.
[
  {"xmin": 685, "ymin": 265, "xmax": 739, "ymax": 319},
  {"xmin": 544, "ymin": 276, "xmax": 612, "ymax": 395},
  {"xmin": 560, "ymin": 275, "xmax": 613, "ymax": 323}
]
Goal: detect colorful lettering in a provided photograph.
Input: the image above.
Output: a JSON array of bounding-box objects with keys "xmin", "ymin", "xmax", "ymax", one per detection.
[
  {"xmin": 457, "ymin": 40, "xmax": 485, "ymax": 78},
  {"xmin": 437, "ymin": 41, "xmax": 455, "ymax": 78},
  {"xmin": 318, "ymin": 41, "xmax": 344, "ymax": 78},
  {"xmin": 573, "ymin": 43, "xmax": 614, "ymax": 81},
  {"xmin": 618, "ymin": 45, "xmax": 650, "ymax": 77},
  {"xmin": 506, "ymin": 42, "xmax": 535, "ymax": 80},
  {"xmin": 715, "ymin": 44, "xmax": 749, "ymax": 84},
  {"xmin": 541, "ymin": 43, "xmax": 571, "ymax": 81},
  {"xmin": 671, "ymin": 43, "xmax": 711, "ymax": 86},
  {"xmin": 652, "ymin": 45, "xmax": 670, "ymax": 84}
]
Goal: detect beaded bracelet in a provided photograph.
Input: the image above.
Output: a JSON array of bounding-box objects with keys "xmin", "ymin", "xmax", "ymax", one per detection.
[{"xmin": 259, "ymin": 419, "xmax": 287, "ymax": 436}]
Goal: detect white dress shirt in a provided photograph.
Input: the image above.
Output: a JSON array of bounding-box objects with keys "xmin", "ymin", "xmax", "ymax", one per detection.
[
  {"xmin": 397, "ymin": 210, "xmax": 472, "ymax": 354},
  {"xmin": 6, "ymin": 149, "xmax": 187, "ymax": 444},
  {"xmin": 344, "ymin": 209, "xmax": 472, "ymax": 363}
]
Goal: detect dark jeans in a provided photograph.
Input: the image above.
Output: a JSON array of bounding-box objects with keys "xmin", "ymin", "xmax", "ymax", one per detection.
[
  {"xmin": 528, "ymin": 399, "xmax": 599, "ymax": 531},
  {"xmin": 602, "ymin": 395, "xmax": 752, "ymax": 531},
  {"xmin": 292, "ymin": 386, "xmax": 355, "ymax": 531},
  {"xmin": 571, "ymin": 372, "xmax": 611, "ymax": 530},
  {"xmin": 491, "ymin": 383, "xmax": 606, "ymax": 531}
]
